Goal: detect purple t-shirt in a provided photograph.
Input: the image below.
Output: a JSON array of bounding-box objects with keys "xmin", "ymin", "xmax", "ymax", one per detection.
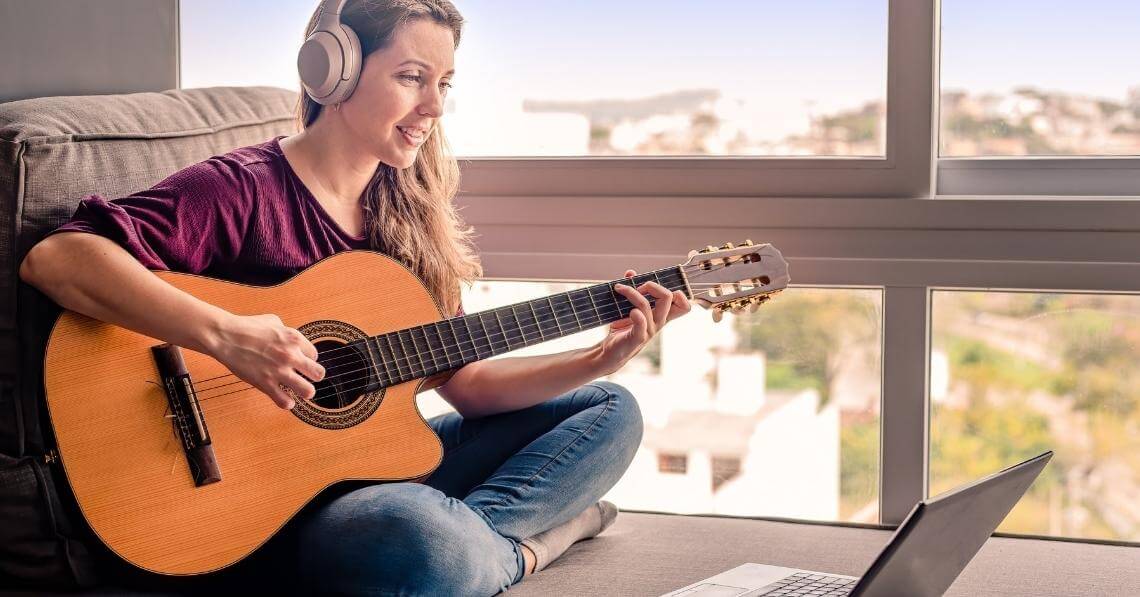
[{"xmin": 52, "ymin": 135, "xmax": 463, "ymax": 314}]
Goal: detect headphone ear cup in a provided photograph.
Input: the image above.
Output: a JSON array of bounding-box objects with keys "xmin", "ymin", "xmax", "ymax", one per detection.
[{"xmin": 298, "ymin": 22, "xmax": 362, "ymax": 105}]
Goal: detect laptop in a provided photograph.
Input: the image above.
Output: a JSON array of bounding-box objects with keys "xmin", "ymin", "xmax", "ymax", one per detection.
[{"xmin": 663, "ymin": 451, "xmax": 1053, "ymax": 597}]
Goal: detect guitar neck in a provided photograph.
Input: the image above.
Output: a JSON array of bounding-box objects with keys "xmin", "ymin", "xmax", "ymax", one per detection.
[{"xmin": 365, "ymin": 265, "xmax": 691, "ymax": 387}]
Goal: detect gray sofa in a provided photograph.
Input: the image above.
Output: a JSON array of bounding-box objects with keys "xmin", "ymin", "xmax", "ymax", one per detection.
[
  {"xmin": 0, "ymin": 86, "xmax": 298, "ymax": 590},
  {"xmin": 1, "ymin": 87, "xmax": 1137, "ymax": 596}
]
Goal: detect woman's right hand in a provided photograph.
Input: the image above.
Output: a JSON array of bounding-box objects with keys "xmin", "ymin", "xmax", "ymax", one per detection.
[{"xmin": 205, "ymin": 313, "xmax": 326, "ymax": 409}]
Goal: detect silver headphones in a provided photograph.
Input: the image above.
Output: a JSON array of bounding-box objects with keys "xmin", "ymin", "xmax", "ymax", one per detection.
[{"xmin": 297, "ymin": 0, "xmax": 362, "ymax": 105}]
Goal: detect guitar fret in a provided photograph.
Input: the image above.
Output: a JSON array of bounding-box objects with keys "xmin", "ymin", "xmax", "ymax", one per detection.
[
  {"xmin": 550, "ymin": 294, "xmax": 576, "ymax": 334},
  {"xmin": 365, "ymin": 338, "xmax": 388, "ymax": 387},
  {"xmin": 547, "ymin": 297, "xmax": 564, "ymax": 336},
  {"xmin": 406, "ymin": 329, "xmax": 427, "ymax": 376},
  {"xmin": 469, "ymin": 317, "xmax": 483, "ymax": 361},
  {"xmin": 406, "ymin": 330, "xmax": 425, "ymax": 377},
  {"xmin": 384, "ymin": 333, "xmax": 405, "ymax": 382},
  {"xmin": 493, "ymin": 309, "xmax": 512, "ymax": 351},
  {"xmin": 511, "ymin": 304, "xmax": 531, "ymax": 346},
  {"xmin": 475, "ymin": 314, "xmax": 493, "ymax": 358},
  {"xmin": 528, "ymin": 301, "xmax": 545, "ymax": 341},
  {"xmin": 610, "ymin": 282, "xmax": 625, "ymax": 319},
  {"xmin": 568, "ymin": 293, "xmax": 583, "ymax": 329},
  {"xmin": 412, "ymin": 325, "xmax": 428, "ymax": 373},
  {"xmin": 424, "ymin": 325, "xmax": 446, "ymax": 372},
  {"xmin": 458, "ymin": 316, "xmax": 476, "ymax": 364},
  {"xmin": 586, "ymin": 288, "xmax": 602, "ymax": 324},
  {"xmin": 509, "ymin": 305, "xmax": 527, "ymax": 347},
  {"xmin": 445, "ymin": 319, "xmax": 461, "ymax": 366},
  {"xmin": 485, "ymin": 311, "xmax": 507, "ymax": 354},
  {"xmin": 455, "ymin": 318, "xmax": 474, "ymax": 363},
  {"xmin": 427, "ymin": 326, "xmax": 444, "ymax": 374},
  {"xmin": 401, "ymin": 328, "xmax": 419, "ymax": 375}
]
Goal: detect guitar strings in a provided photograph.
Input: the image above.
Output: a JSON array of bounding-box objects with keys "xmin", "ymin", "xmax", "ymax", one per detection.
[
  {"xmin": 191, "ymin": 272, "xmax": 687, "ymax": 395},
  {"xmin": 189, "ymin": 265, "xmax": 682, "ymax": 389},
  {"xmin": 191, "ymin": 258, "xmax": 760, "ymax": 393},
  {"xmin": 197, "ymin": 279, "xmax": 738, "ymax": 418},
  {"xmin": 197, "ymin": 277, "xmax": 771, "ymax": 419},
  {"xmin": 191, "ymin": 262, "xmax": 768, "ymax": 404},
  {"xmin": 189, "ymin": 260, "xmax": 754, "ymax": 399},
  {"xmin": 195, "ymin": 281, "xmax": 762, "ymax": 407},
  {"xmin": 193, "ymin": 262, "xmax": 774, "ymax": 407},
  {"xmin": 191, "ymin": 257, "xmax": 759, "ymax": 387}
]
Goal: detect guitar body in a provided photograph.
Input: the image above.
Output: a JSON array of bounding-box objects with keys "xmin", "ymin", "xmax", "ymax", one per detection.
[{"xmin": 43, "ymin": 251, "xmax": 446, "ymax": 575}]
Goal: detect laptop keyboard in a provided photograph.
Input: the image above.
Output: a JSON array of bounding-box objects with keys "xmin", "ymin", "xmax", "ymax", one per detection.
[{"xmin": 750, "ymin": 571, "xmax": 857, "ymax": 596}]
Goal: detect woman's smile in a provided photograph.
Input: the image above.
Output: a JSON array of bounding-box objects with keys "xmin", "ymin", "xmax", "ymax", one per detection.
[{"xmin": 397, "ymin": 124, "xmax": 428, "ymax": 146}]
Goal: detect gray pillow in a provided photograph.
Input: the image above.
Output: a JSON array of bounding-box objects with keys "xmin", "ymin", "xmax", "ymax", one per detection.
[{"xmin": 0, "ymin": 85, "xmax": 300, "ymax": 373}]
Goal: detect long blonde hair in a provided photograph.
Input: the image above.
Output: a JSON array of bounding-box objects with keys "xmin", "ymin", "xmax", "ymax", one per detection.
[{"xmin": 298, "ymin": 0, "xmax": 481, "ymax": 316}]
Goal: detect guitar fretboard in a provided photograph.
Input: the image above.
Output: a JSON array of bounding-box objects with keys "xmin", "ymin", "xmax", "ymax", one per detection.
[{"xmin": 362, "ymin": 265, "xmax": 690, "ymax": 388}]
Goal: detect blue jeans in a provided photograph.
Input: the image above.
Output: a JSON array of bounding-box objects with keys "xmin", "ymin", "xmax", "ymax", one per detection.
[{"xmin": 288, "ymin": 380, "xmax": 643, "ymax": 596}]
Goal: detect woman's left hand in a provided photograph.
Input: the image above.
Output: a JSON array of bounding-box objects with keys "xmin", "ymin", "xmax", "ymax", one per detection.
[{"xmin": 593, "ymin": 269, "xmax": 692, "ymax": 375}]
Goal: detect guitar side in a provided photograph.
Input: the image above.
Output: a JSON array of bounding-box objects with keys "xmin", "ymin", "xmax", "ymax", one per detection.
[{"xmin": 42, "ymin": 251, "xmax": 446, "ymax": 575}]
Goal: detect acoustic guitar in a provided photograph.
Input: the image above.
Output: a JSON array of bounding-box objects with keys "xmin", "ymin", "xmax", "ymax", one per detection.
[{"xmin": 42, "ymin": 241, "xmax": 789, "ymax": 575}]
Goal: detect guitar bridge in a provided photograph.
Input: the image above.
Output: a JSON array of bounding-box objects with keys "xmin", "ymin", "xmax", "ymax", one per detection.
[{"xmin": 152, "ymin": 344, "xmax": 221, "ymax": 487}]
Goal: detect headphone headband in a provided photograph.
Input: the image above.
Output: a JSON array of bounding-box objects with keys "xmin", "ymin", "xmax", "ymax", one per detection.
[
  {"xmin": 298, "ymin": 0, "xmax": 361, "ymax": 105},
  {"xmin": 315, "ymin": 0, "xmax": 347, "ymax": 25}
]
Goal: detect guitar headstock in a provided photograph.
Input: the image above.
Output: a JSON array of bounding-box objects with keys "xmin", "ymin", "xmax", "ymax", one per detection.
[{"xmin": 681, "ymin": 240, "xmax": 790, "ymax": 322}]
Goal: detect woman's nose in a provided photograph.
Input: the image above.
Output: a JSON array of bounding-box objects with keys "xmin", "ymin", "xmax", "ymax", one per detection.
[{"xmin": 419, "ymin": 87, "xmax": 444, "ymax": 118}]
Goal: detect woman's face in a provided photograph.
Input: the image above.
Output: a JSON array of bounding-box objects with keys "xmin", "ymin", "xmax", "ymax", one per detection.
[{"xmin": 340, "ymin": 19, "xmax": 455, "ymax": 169}]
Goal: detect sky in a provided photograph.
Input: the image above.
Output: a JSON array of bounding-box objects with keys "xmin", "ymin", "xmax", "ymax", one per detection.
[{"xmin": 180, "ymin": 0, "xmax": 1140, "ymax": 118}]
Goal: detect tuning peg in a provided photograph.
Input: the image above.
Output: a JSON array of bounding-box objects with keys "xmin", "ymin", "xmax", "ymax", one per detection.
[
  {"xmin": 742, "ymin": 239, "xmax": 754, "ymax": 246},
  {"xmin": 748, "ymin": 301, "xmax": 760, "ymax": 313},
  {"xmin": 704, "ymin": 245, "xmax": 716, "ymax": 253},
  {"xmin": 687, "ymin": 249, "xmax": 699, "ymax": 259},
  {"xmin": 711, "ymin": 307, "xmax": 724, "ymax": 323},
  {"xmin": 721, "ymin": 242, "xmax": 735, "ymax": 250}
]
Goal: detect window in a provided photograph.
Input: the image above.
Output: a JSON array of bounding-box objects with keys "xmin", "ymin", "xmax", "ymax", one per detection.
[
  {"xmin": 178, "ymin": 0, "xmax": 1140, "ymax": 541},
  {"xmin": 179, "ymin": 0, "xmax": 312, "ymax": 91},
  {"xmin": 658, "ymin": 453, "xmax": 689, "ymax": 475},
  {"xmin": 940, "ymin": 1, "xmax": 1140, "ymax": 157},
  {"xmin": 937, "ymin": 0, "xmax": 1140, "ymax": 195},
  {"xmin": 179, "ymin": 0, "xmax": 925, "ymax": 197},
  {"xmin": 447, "ymin": 1, "xmax": 886, "ymax": 158},
  {"xmin": 423, "ymin": 282, "xmax": 883, "ymax": 523},
  {"xmin": 931, "ymin": 290, "xmax": 1140, "ymax": 542}
]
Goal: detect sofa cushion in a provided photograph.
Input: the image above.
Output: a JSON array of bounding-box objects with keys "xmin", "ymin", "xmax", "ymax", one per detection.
[{"xmin": 0, "ymin": 85, "xmax": 299, "ymax": 376}]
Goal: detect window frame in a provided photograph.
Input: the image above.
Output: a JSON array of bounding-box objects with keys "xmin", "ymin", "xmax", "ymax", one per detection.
[
  {"xmin": 457, "ymin": 0, "xmax": 932, "ymax": 198},
  {"xmin": 452, "ymin": 0, "xmax": 1140, "ymax": 536},
  {"xmin": 174, "ymin": 0, "xmax": 1140, "ymax": 542}
]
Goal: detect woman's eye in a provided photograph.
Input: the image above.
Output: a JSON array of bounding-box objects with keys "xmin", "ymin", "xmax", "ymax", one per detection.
[{"xmin": 399, "ymin": 74, "xmax": 421, "ymax": 83}]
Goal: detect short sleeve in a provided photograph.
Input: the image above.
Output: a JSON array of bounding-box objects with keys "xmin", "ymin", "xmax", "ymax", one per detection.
[{"xmin": 49, "ymin": 157, "xmax": 255, "ymax": 274}]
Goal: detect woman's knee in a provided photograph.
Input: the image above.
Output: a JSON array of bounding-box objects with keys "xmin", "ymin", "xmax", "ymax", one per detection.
[
  {"xmin": 588, "ymin": 380, "xmax": 644, "ymax": 461},
  {"xmin": 299, "ymin": 483, "xmax": 515, "ymax": 594}
]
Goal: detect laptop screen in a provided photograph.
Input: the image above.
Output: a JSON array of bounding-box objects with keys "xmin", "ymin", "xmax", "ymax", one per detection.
[{"xmin": 852, "ymin": 451, "xmax": 1052, "ymax": 597}]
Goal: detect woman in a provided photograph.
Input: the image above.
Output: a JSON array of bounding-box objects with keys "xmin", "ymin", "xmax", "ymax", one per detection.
[{"xmin": 19, "ymin": 0, "xmax": 690, "ymax": 593}]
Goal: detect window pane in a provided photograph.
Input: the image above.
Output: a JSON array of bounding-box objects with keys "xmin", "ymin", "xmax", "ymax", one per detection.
[
  {"xmin": 940, "ymin": 1, "xmax": 1140, "ymax": 157},
  {"xmin": 452, "ymin": 1, "xmax": 886, "ymax": 157},
  {"xmin": 421, "ymin": 284, "xmax": 882, "ymax": 524},
  {"xmin": 931, "ymin": 291, "xmax": 1140, "ymax": 542},
  {"xmin": 179, "ymin": 0, "xmax": 311, "ymax": 90},
  {"xmin": 180, "ymin": 1, "xmax": 887, "ymax": 158}
]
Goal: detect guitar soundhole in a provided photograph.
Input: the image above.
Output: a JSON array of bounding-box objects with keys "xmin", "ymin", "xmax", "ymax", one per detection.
[
  {"xmin": 311, "ymin": 339, "xmax": 369, "ymax": 411},
  {"xmin": 290, "ymin": 320, "xmax": 385, "ymax": 430}
]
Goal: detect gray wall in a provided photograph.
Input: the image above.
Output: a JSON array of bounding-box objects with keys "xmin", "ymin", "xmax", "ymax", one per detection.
[{"xmin": 0, "ymin": 0, "xmax": 178, "ymax": 103}]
